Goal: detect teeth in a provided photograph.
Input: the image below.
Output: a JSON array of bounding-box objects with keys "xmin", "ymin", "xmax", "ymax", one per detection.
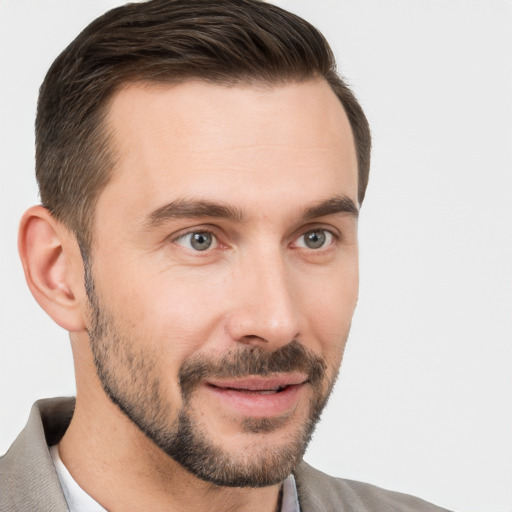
[
  {"xmin": 225, "ymin": 388, "xmax": 283, "ymax": 393},
  {"xmin": 221, "ymin": 385, "xmax": 288, "ymax": 393},
  {"xmin": 239, "ymin": 386, "xmax": 285, "ymax": 394}
]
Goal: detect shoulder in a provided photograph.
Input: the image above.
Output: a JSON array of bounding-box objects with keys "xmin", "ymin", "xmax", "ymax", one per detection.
[
  {"xmin": 0, "ymin": 398, "xmax": 73, "ymax": 512},
  {"xmin": 293, "ymin": 462, "xmax": 453, "ymax": 512}
]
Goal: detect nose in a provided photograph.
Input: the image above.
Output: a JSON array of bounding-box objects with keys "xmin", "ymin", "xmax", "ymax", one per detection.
[{"xmin": 225, "ymin": 249, "xmax": 301, "ymax": 350}]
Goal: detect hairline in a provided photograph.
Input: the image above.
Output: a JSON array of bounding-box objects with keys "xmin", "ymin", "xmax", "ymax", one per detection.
[{"xmin": 77, "ymin": 74, "xmax": 360, "ymax": 257}]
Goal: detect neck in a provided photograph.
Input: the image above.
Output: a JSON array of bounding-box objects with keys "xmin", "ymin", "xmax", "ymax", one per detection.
[{"xmin": 59, "ymin": 377, "xmax": 282, "ymax": 512}]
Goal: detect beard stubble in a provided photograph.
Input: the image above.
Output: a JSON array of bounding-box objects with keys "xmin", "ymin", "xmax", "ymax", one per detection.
[{"xmin": 83, "ymin": 259, "xmax": 340, "ymax": 487}]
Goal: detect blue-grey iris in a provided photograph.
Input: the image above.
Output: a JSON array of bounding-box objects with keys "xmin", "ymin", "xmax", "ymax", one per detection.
[
  {"xmin": 304, "ymin": 230, "xmax": 326, "ymax": 249},
  {"xmin": 191, "ymin": 232, "xmax": 212, "ymax": 251}
]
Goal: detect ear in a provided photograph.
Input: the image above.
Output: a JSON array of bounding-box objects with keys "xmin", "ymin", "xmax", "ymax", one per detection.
[{"xmin": 18, "ymin": 205, "xmax": 86, "ymax": 332}]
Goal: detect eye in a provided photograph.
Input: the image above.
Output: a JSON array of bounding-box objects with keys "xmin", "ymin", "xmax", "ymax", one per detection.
[
  {"xmin": 175, "ymin": 231, "xmax": 218, "ymax": 251},
  {"xmin": 294, "ymin": 229, "xmax": 334, "ymax": 250}
]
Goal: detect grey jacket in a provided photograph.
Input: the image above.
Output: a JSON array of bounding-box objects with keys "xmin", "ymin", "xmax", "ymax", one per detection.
[{"xmin": 0, "ymin": 398, "xmax": 452, "ymax": 512}]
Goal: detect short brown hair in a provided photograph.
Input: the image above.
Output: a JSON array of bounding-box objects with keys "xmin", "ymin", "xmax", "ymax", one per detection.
[{"xmin": 36, "ymin": 0, "xmax": 371, "ymax": 250}]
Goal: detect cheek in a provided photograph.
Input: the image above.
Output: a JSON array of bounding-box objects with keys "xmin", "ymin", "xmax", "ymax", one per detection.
[
  {"xmin": 100, "ymin": 264, "xmax": 231, "ymax": 363},
  {"xmin": 299, "ymin": 263, "xmax": 358, "ymax": 362}
]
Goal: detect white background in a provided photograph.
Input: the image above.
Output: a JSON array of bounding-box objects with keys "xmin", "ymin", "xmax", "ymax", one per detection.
[{"xmin": 0, "ymin": 1, "xmax": 510, "ymax": 511}]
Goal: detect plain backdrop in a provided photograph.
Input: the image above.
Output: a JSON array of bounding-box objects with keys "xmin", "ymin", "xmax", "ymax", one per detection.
[{"xmin": 1, "ymin": 1, "xmax": 511, "ymax": 511}]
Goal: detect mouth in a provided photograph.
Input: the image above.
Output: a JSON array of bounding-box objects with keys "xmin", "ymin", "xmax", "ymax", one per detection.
[
  {"xmin": 208, "ymin": 375, "xmax": 307, "ymax": 392},
  {"xmin": 204, "ymin": 374, "xmax": 308, "ymax": 417},
  {"xmin": 216, "ymin": 386, "xmax": 289, "ymax": 395}
]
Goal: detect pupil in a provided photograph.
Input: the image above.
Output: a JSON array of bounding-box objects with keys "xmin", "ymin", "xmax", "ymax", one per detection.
[
  {"xmin": 305, "ymin": 230, "xmax": 325, "ymax": 249},
  {"xmin": 191, "ymin": 232, "xmax": 212, "ymax": 251}
]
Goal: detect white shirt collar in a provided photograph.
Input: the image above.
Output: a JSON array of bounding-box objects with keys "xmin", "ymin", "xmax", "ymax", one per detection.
[
  {"xmin": 50, "ymin": 444, "xmax": 107, "ymax": 512},
  {"xmin": 281, "ymin": 472, "xmax": 301, "ymax": 512}
]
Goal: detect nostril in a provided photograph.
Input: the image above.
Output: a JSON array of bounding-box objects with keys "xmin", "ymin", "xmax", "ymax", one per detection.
[{"xmin": 236, "ymin": 334, "xmax": 269, "ymax": 345}]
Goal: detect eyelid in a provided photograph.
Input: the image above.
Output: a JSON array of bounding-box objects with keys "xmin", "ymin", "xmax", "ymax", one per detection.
[
  {"xmin": 290, "ymin": 225, "xmax": 341, "ymax": 247},
  {"xmin": 170, "ymin": 225, "xmax": 225, "ymax": 251},
  {"xmin": 175, "ymin": 232, "xmax": 217, "ymax": 250},
  {"xmin": 167, "ymin": 223, "xmax": 341, "ymax": 252}
]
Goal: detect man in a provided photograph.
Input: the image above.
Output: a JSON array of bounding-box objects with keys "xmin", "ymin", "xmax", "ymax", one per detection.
[{"xmin": 0, "ymin": 1, "xmax": 451, "ymax": 510}]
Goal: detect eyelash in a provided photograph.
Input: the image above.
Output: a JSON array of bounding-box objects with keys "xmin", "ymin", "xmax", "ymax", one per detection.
[
  {"xmin": 171, "ymin": 226, "xmax": 340, "ymax": 253},
  {"xmin": 293, "ymin": 228, "xmax": 338, "ymax": 250},
  {"xmin": 172, "ymin": 227, "xmax": 222, "ymax": 252}
]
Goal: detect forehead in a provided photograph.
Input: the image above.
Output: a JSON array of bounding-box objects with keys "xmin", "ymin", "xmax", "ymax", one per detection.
[{"xmin": 99, "ymin": 79, "xmax": 358, "ymax": 220}]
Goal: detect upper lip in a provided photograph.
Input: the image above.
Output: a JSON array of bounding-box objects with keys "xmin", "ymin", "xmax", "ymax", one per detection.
[{"xmin": 206, "ymin": 373, "xmax": 308, "ymax": 391}]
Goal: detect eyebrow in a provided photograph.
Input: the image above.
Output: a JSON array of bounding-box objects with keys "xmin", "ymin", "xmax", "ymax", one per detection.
[
  {"xmin": 145, "ymin": 195, "xmax": 358, "ymax": 228},
  {"xmin": 146, "ymin": 199, "xmax": 245, "ymax": 227},
  {"xmin": 301, "ymin": 195, "xmax": 359, "ymax": 221}
]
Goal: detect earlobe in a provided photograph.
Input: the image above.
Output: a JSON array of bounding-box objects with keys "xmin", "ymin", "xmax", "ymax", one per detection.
[{"xmin": 18, "ymin": 205, "xmax": 86, "ymax": 332}]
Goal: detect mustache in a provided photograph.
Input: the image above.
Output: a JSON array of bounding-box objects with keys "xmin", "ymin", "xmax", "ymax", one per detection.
[{"xmin": 178, "ymin": 340, "xmax": 326, "ymax": 399}]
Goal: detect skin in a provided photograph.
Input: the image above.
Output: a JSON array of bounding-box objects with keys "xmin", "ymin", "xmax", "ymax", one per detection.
[{"xmin": 19, "ymin": 79, "xmax": 359, "ymax": 511}]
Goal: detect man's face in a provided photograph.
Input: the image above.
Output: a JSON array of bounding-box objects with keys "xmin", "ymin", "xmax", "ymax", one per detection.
[{"xmin": 84, "ymin": 80, "xmax": 359, "ymax": 486}]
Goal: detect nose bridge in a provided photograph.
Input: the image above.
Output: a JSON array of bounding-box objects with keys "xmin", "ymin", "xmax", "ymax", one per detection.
[{"xmin": 227, "ymin": 244, "xmax": 300, "ymax": 347}]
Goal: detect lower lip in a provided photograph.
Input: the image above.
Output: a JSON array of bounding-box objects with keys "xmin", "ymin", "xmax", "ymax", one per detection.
[{"xmin": 205, "ymin": 383, "xmax": 305, "ymax": 418}]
